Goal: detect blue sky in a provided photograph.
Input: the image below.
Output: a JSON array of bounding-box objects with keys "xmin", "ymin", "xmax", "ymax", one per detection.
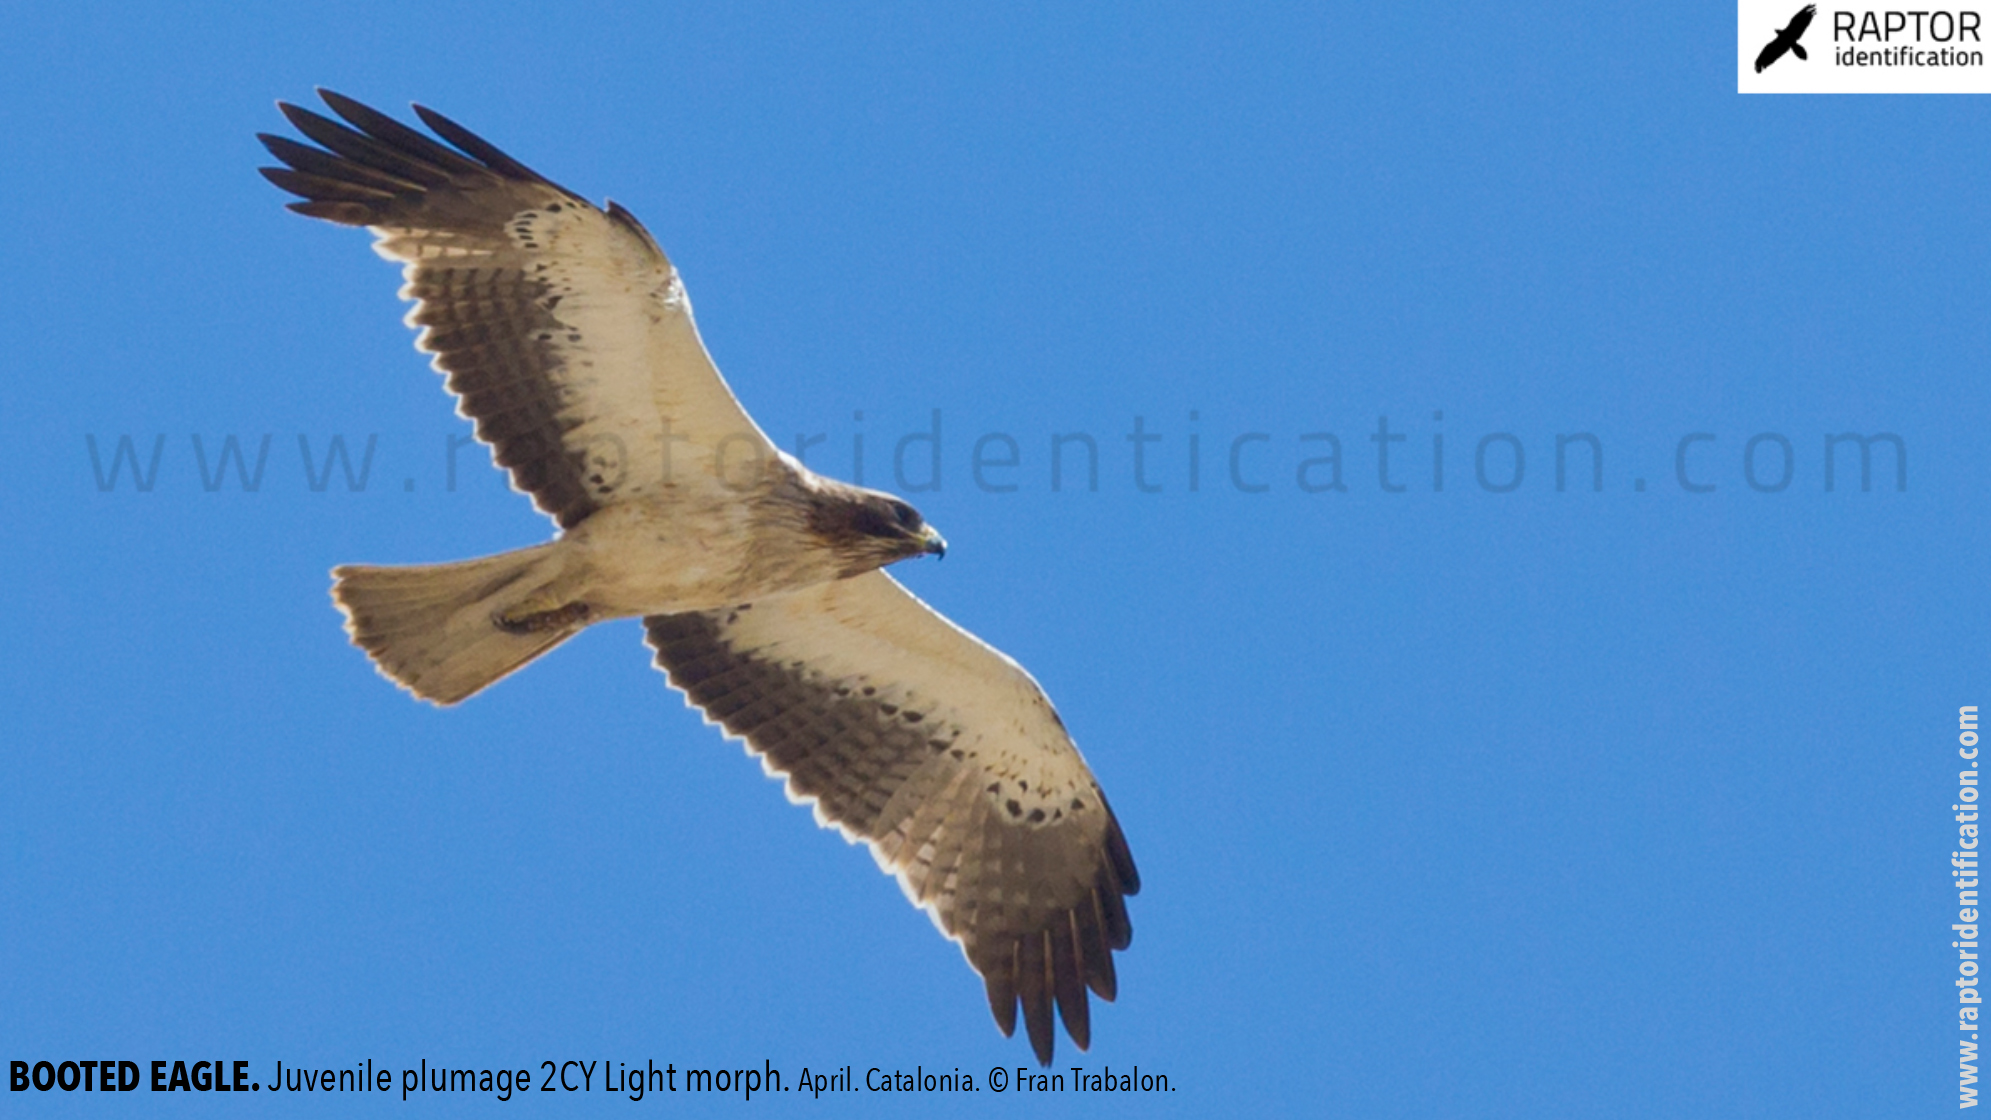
[{"xmin": 1, "ymin": 2, "xmax": 1982, "ymax": 1116}]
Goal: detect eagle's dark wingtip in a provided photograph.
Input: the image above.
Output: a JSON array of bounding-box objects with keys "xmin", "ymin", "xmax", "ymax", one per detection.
[
  {"xmin": 984, "ymin": 964, "xmax": 1019, "ymax": 1038},
  {"xmin": 314, "ymin": 88, "xmax": 365, "ymax": 114},
  {"xmin": 408, "ymin": 102, "xmax": 578, "ymax": 199},
  {"xmin": 275, "ymin": 100, "xmax": 320, "ymax": 132}
]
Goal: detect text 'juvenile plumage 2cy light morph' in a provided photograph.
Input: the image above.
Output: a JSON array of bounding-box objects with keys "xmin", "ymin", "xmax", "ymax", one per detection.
[{"xmin": 258, "ymin": 90, "xmax": 1138, "ymax": 1065}]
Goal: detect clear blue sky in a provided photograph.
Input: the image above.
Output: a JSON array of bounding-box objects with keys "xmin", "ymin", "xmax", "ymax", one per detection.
[{"xmin": 1, "ymin": 3, "xmax": 1981, "ymax": 1116}]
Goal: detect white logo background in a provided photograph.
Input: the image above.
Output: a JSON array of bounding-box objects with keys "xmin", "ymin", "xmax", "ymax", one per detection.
[{"xmin": 1738, "ymin": 0, "xmax": 1991, "ymax": 92}]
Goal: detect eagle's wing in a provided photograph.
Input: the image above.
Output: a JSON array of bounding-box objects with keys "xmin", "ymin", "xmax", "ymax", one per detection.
[
  {"xmin": 1789, "ymin": 4, "xmax": 1816, "ymax": 37},
  {"xmin": 259, "ymin": 91, "xmax": 773, "ymax": 529},
  {"xmin": 644, "ymin": 571, "xmax": 1139, "ymax": 1065}
]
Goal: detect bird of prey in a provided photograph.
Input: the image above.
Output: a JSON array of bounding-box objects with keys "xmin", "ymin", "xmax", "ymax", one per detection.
[
  {"xmin": 258, "ymin": 91, "xmax": 1137, "ymax": 1065},
  {"xmin": 1755, "ymin": 4, "xmax": 1816, "ymax": 72}
]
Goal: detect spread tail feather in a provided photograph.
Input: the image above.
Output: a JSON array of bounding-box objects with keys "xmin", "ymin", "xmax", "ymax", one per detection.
[{"xmin": 331, "ymin": 542, "xmax": 583, "ymax": 705}]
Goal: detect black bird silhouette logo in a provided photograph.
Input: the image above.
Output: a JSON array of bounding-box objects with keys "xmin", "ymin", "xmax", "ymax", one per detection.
[{"xmin": 1756, "ymin": 5, "xmax": 1817, "ymax": 72}]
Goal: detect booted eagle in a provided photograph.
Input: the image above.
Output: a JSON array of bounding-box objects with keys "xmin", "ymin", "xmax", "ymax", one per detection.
[{"xmin": 258, "ymin": 91, "xmax": 1136, "ymax": 1066}]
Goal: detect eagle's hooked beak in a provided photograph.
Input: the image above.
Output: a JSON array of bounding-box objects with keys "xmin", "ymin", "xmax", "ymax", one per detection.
[{"xmin": 919, "ymin": 525, "xmax": 948, "ymax": 559}]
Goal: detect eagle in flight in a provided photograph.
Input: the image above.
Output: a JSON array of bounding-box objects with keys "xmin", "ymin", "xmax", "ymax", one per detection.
[
  {"xmin": 258, "ymin": 91, "xmax": 1137, "ymax": 1065},
  {"xmin": 1755, "ymin": 4, "xmax": 1817, "ymax": 72}
]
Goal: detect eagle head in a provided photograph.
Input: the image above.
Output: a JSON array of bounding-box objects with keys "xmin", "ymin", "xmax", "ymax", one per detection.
[{"xmin": 807, "ymin": 482, "xmax": 948, "ymax": 575}]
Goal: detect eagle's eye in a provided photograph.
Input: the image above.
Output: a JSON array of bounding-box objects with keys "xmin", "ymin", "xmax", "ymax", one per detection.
[{"xmin": 888, "ymin": 500, "xmax": 922, "ymax": 530}]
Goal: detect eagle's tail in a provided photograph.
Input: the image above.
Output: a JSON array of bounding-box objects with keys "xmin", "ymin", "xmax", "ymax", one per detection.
[
  {"xmin": 1792, "ymin": 43, "xmax": 1808, "ymax": 60},
  {"xmin": 331, "ymin": 542, "xmax": 585, "ymax": 705}
]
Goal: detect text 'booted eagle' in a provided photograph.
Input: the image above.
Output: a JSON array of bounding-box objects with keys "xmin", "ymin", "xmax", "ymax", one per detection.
[{"xmin": 258, "ymin": 91, "xmax": 1136, "ymax": 1066}]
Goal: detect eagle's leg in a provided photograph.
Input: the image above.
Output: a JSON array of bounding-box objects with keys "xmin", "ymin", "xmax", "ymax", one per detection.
[{"xmin": 493, "ymin": 601, "xmax": 592, "ymax": 634}]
